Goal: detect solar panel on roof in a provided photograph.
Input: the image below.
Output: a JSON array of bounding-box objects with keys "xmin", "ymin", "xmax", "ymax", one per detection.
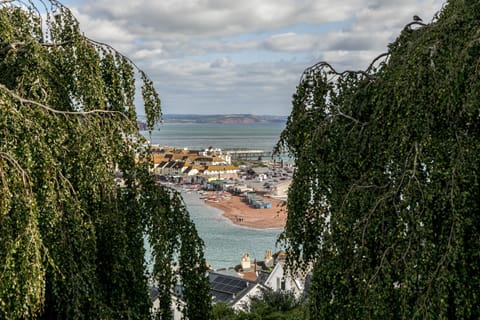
[
  {"xmin": 219, "ymin": 284, "xmax": 228, "ymax": 291},
  {"xmin": 232, "ymin": 279, "xmax": 246, "ymax": 287},
  {"xmin": 209, "ymin": 272, "xmax": 253, "ymax": 302},
  {"xmin": 214, "ymin": 292, "xmax": 232, "ymax": 302}
]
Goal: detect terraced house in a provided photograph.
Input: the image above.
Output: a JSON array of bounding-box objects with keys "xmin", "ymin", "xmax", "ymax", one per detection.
[{"xmin": 149, "ymin": 146, "xmax": 239, "ymax": 181}]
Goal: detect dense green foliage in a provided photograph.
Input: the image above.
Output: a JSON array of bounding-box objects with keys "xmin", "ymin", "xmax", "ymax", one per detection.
[
  {"xmin": 0, "ymin": 1, "xmax": 211, "ymax": 319},
  {"xmin": 212, "ymin": 290, "xmax": 307, "ymax": 320},
  {"xmin": 277, "ymin": 1, "xmax": 480, "ymax": 318}
]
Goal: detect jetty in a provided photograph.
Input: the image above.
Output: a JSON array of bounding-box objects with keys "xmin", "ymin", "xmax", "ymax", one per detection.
[{"xmin": 226, "ymin": 149, "xmax": 274, "ymax": 161}]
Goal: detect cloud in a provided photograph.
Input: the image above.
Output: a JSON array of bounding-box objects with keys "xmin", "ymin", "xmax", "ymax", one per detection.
[
  {"xmin": 68, "ymin": 0, "xmax": 446, "ymax": 115},
  {"xmin": 139, "ymin": 57, "xmax": 305, "ymax": 115},
  {"xmin": 263, "ymin": 33, "xmax": 321, "ymax": 52},
  {"xmin": 78, "ymin": 0, "xmax": 364, "ymax": 38}
]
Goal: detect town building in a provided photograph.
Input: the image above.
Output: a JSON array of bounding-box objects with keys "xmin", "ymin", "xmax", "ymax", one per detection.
[
  {"xmin": 146, "ymin": 145, "xmax": 239, "ymax": 182},
  {"xmin": 207, "ymin": 250, "xmax": 311, "ymax": 311}
]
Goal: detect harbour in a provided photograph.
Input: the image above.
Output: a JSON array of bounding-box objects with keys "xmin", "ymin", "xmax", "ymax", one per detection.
[{"xmin": 142, "ymin": 122, "xmax": 287, "ymax": 269}]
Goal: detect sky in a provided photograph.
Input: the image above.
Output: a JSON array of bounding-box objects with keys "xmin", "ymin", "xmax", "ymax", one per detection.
[{"xmin": 65, "ymin": 0, "xmax": 445, "ymax": 116}]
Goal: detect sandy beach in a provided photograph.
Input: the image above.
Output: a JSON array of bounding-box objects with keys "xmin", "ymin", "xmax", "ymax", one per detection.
[{"xmin": 204, "ymin": 193, "xmax": 287, "ymax": 229}]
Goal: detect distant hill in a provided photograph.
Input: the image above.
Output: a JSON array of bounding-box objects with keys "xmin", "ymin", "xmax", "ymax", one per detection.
[{"xmin": 161, "ymin": 114, "xmax": 287, "ymax": 124}]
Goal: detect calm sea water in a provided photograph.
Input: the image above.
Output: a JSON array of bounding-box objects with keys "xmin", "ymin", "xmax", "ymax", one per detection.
[
  {"xmin": 142, "ymin": 122, "xmax": 286, "ymax": 268},
  {"xmin": 146, "ymin": 122, "xmax": 285, "ymax": 151},
  {"xmin": 180, "ymin": 192, "xmax": 282, "ymax": 269}
]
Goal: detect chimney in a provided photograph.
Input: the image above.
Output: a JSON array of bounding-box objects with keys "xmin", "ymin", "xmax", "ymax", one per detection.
[
  {"xmin": 264, "ymin": 249, "xmax": 274, "ymax": 268},
  {"xmin": 241, "ymin": 252, "xmax": 251, "ymax": 270}
]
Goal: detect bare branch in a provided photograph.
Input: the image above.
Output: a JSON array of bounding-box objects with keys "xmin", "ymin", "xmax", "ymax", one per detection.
[
  {"xmin": 411, "ymin": 141, "xmax": 419, "ymax": 178},
  {"xmin": 365, "ymin": 52, "xmax": 390, "ymax": 73},
  {"xmin": 404, "ymin": 21, "xmax": 427, "ymax": 30},
  {"xmin": 0, "ymin": 40, "xmax": 73, "ymax": 55},
  {"xmin": 0, "ymin": 152, "xmax": 31, "ymax": 192},
  {"xmin": 335, "ymin": 109, "xmax": 365, "ymax": 126},
  {"xmin": 367, "ymin": 244, "xmax": 395, "ymax": 288},
  {"xmin": 41, "ymin": 41, "xmax": 72, "ymax": 47},
  {"xmin": 300, "ymin": 57, "xmax": 387, "ymax": 85},
  {"xmin": 0, "ymin": 42, "xmax": 25, "ymax": 55},
  {"xmin": 0, "ymin": 84, "xmax": 132, "ymax": 120}
]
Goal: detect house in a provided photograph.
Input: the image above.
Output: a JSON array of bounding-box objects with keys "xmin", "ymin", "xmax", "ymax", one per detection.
[
  {"xmin": 162, "ymin": 161, "xmax": 177, "ymax": 176},
  {"xmin": 233, "ymin": 250, "xmax": 311, "ymax": 300},
  {"xmin": 200, "ymin": 147, "xmax": 231, "ymax": 163},
  {"xmin": 261, "ymin": 260, "xmax": 303, "ymax": 298},
  {"xmin": 259, "ymin": 251, "xmax": 311, "ymax": 299},
  {"xmin": 145, "ymin": 145, "xmax": 238, "ymax": 182},
  {"xmin": 212, "ymin": 156, "xmax": 229, "ymax": 165},
  {"xmin": 209, "ymin": 271, "xmax": 254, "ymax": 304},
  {"xmin": 153, "ymin": 161, "xmax": 168, "ymax": 175},
  {"xmin": 207, "ymin": 251, "xmax": 312, "ymax": 312},
  {"xmin": 193, "ymin": 157, "xmax": 213, "ymax": 166},
  {"xmin": 231, "ymin": 283, "xmax": 265, "ymax": 311},
  {"xmin": 171, "ymin": 161, "xmax": 185, "ymax": 176},
  {"xmin": 203, "ymin": 165, "xmax": 239, "ymax": 179},
  {"xmin": 208, "ymin": 271, "xmax": 266, "ymax": 311}
]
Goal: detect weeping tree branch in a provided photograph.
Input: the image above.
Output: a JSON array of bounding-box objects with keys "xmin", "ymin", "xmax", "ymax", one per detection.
[
  {"xmin": 1, "ymin": 0, "xmax": 161, "ymax": 132},
  {"xmin": 0, "ymin": 41, "xmax": 74, "ymax": 55},
  {"xmin": 300, "ymin": 19, "xmax": 426, "ymax": 84},
  {"xmin": 85, "ymin": 36, "xmax": 162, "ymax": 130},
  {"xmin": 0, "ymin": 83, "xmax": 133, "ymax": 120},
  {"xmin": 0, "ymin": 151, "xmax": 31, "ymax": 191},
  {"xmin": 85, "ymin": 37, "xmax": 143, "ymax": 74},
  {"xmin": 0, "ymin": 1, "xmax": 210, "ymax": 318},
  {"xmin": 279, "ymin": 4, "xmax": 480, "ymax": 318},
  {"xmin": 404, "ymin": 21, "xmax": 427, "ymax": 30}
]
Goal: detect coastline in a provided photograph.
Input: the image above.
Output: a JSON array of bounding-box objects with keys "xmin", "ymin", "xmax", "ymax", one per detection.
[
  {"xmin": 181, "ymin": 190, "xmax": 283, "ymax": 268},
  {"xmin": 203, "ymin": 193, "xmax": 287, "ymax": 229}
]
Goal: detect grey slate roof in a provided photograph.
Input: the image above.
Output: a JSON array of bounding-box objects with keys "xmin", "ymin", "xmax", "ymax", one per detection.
[{"xmin": 208, "ymin": 271, "xmax": 255, "ymax": 304}]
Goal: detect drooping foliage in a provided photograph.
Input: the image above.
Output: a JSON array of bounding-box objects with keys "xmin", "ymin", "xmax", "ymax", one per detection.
[
  {"xmin": 212, "ymin": 290, "xmax": 307, "ymax": 320},
  {"xmin": 0, "ymin": 1, "xmax": 211, "ymax": 319},
  {"xmin": 277, "ymin": 1, "xmax": 480, "ymax": 319}
]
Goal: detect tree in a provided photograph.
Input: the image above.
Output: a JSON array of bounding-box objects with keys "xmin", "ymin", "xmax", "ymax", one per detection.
[
  {"xmin": 244, "ymin": 289, "xmax": 306, "ymax": 319},
  {"xmin": 211, "ymin": 290, "xmax": 307, "ymax": 320},
  {"xmin": 0, "ymin": 1, "xmax": 211, "ymax": 319},
  {"xmin": 277, "ymin": 1, "xmax": 480, "ymax": 319}
]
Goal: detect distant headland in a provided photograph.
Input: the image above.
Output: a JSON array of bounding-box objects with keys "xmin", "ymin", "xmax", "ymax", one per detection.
[{"xmin": 140, "ymin": 114, "xmax": 287, "ymax": 125}]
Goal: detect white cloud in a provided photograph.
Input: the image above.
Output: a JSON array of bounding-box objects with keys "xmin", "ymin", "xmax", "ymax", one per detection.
[
  {"xmin": 78, "ymin": 0, "xmax": 364, "ymax": 38},
  {"xmin": 67, "ymin": 0, "xmax": 446, "ymax": 115},
  {"xmin": 263, "ymin": 33, "xmax": 320, "ymax": 52},
  {"xmin": 132, "ymin": 48, "xmax": 164, "ymax": 60}
]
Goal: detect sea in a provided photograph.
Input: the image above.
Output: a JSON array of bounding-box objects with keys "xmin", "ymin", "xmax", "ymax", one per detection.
[
  {"xmin": 145, "ymin": 122, "xmax": 285, "ymax": 151},
  {"xmin": 142, "ymin": 122, "xmax": 286, "ymax": 269}
]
